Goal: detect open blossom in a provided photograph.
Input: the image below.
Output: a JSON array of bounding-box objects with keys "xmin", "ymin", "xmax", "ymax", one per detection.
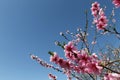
[
  {"xmin": 91, "ymin": 53, "xmax": 98, "ymax": 59},
  {"xmin": 96, "ymin": 9, "xmax": 108, "ymax": 30},
  {"xmin": 57, "ymin": 58, "xmax": 71, "ymax": 69},
  {"xmin": 64, "ymin": 41, "xmax": 77, "ymax": 54},
  {"xmin": 97, "ymin": 9, "xmax": 108, "ymax": 30},
  {"xmin": 99, "ymin": 8, "xmax": 105, "ymax": 16},
  {"xmin": 71, "ymin": 50, "xmax": 103, "ymax": 75},
  {"xmin": 50, "ymin": 52, "xmax": 59, "ymax": 64},
  {"xmin": 86, "ymin": 62, "xmax": 103, "ymax": 75},
  {"xmin": 91, "ymin": 2, "xmax": 108, "ymax": 30},
  {"xmin": 64, "ymin": 41, "xmax": 78, "ymax": 60},
  {"xmin": 91, "ymin": 1, "xmax": 100, "ymax": 17},
  {"xmin": 96, "ymin": 21, "xmax": 107, "ymax": 30},
  {"xmin": 50, "ymin": 52, "xmax": 71, "ymax": 69},
  {"xmin": 78, "ymin": 50, "xmax": 91, "ymax": 65},
  {"xmin": 84, "ymin": 52, "xmax": 102, "ymax": 74},
  {"xmin": 112, "ymin": 0, "xmax": 120, "ymax": 8},
  {"xmin": 65, "ymin": 52, "xmax": 74, "ymax": 60},
  {"xmin": 104, "ymin": 73, "xmax": 120, "ymax": 80},
  {"xmin": 99, "ymin": 15, "xmax": 108, "ymax": 24}
]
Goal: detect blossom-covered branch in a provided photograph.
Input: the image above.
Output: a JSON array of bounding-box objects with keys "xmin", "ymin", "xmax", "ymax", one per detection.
[{"xmin": 30, "ymin": 0, "xmax": 120, "ymax": 80}]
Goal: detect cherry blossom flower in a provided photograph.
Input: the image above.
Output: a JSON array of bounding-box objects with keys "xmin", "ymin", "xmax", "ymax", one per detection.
[
  {"xmin": 78, "ymin": 51, "xmax": 91, "ymax": 66},
  {"xmin": 64, "ymin": 41, "xmax": 77, "ymax": 54},
  {"xmin": 50, "ymin": 52, "xmax": 71, "ymax": 69},
  {"xmin": 86, "ymin": 62, "xmax": 103, "ymax": 75},
  {"xmin": 65, "ymin": 52, "xmax": 73, "ymax": 60},
  {"xmin": 96, "ymin": 21, "xmax": 106, "ymax": 30},
  {"xmin": 64, "ymin": 41, "xmax": 78, "ymax": 60},
  {"xmin": 30, "ymin": 54, "xmax": 53, "ymax": 68},
  {"xmin": 91, "ymin": 2, "xmax": 108, "ymax": 30},
  {"xmin": 112, "ymin": 0, "xmax": 120, "ymax": 8},
  {"xmin": 50, "ymin": 52, "xmax": 59, "ymax": 64},
  {"xmin": 91, "ymin": 2, "xmax": 100, "ymax": 17},
  {"xmin": 91, "ymin": 53, "xmax": 98, "ymax": 59}
]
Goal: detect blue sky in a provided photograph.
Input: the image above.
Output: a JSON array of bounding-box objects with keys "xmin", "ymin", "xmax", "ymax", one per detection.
[{"xmin": 0, "ymin": 0, "xmax": 120, "ymax": 80}]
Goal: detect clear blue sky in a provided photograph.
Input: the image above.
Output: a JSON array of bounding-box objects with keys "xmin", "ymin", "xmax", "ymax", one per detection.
[{"xmin": 0, "ymin": 0, "xmax": 120, "ymax": 80}]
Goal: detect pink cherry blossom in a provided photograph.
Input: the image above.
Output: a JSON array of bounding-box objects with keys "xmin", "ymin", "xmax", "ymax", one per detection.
[
  {"xmin": 50, "ymin": 52, "xmax": 59, "ymax": 64},
  {"xmin": 91, "ymin": 2, "xmax": 100, "ymax": 17},
  {"xmin": 31, "ymin": 1, "xmax": 120, "ymax": 79},
  {"xmin": 65, "ymin": 52, "xmax": 73, "ymax": 60},
  {"xmin": 64, "ymin": 41, "xmax": 78, "ymax": 60},
  {"xmin": 98, "ymin": 16, "xmax": 108, "ymax": 24},
  {"xmin": 86, "ymin": 62, "xmax": 102, "ymax": 75},
  {"xmin": 112, "ymin": 0, "xmax": 120, "ymax": 8},
  {"xmin": 91, "ymin": 2, "xmax": 108, "ymax": 30},
  {"xmin": 96, "ymin": 21, "xmax": 106, "ymax": 30},
  {"xmin": 91, "ymin": 53, "xmax": 98, "ymax": 60},
  {"xmin": 74, "ymin": 65, "xmax": 86, "ymax": 73},
  {"xmin": 99, "ymin": 8, "xmax": 105, "ymax": 16},
  {"xmin": 63, "ymin": 61, "xmax": 71, "ymax": 69},
  {"xmin": 64, "ymin": 41, "xmax": 77, "ymax": 54},
  {"xmin": 50, "ymin": 52, "xmax": 71, "ymax": 69},
  {"xmin": 57, "ymin": 58, "xmax": 64, "ymax": 66},
  {"xmin": 31, "ymin": 54, "xmax": 53, "ymax": 68},
  {"xmin": 57, "ymin": 58, "xmax": 71, "ymax": 69},
  {"xmin": 78, "ymin": 51, "xmax": 91, "ymax": 66},
  {"xmin": 93, "ymin": 18, "xmax": 98, "ymax": 24}
]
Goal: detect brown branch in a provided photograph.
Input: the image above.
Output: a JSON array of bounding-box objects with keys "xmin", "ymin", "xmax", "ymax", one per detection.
[
  {"xmin": 100, "ymin": 64, "xmax": 120, "ymax": 74},
  {"xmin": 105, "ymin": 59, "xmax": 120, "ymax": 66}
]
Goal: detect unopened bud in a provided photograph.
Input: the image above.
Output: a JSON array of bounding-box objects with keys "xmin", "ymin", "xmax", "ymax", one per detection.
[{"xmin": 60, "ymin": 32, "xmax": 64, "ymax": 36}]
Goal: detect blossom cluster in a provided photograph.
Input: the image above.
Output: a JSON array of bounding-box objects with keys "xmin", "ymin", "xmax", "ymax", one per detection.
[
  {"xmin": 112, "ymin": 0, "xmax": 120, "ymax": 8},
  {"xmin": 31, "ymin": 54, "xmax": 53, "ymax": 68},
  {"xmin": 65, "ymin": 41, "xmax": 103, "ymax": 75},
  {"xmin": 50, "ymin": 52, "xmax": 71, "ymax": 70},
  {"xmin": 50, "ymin": 41, "xmax": 103, "ymax": 75},
  {"xmin": 91, "ymin": 2, "xmax": 108, "ymax": 30},
  {"xmin": 31, "ymin": 1, "xmax": 120, "ymax": 80}
]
